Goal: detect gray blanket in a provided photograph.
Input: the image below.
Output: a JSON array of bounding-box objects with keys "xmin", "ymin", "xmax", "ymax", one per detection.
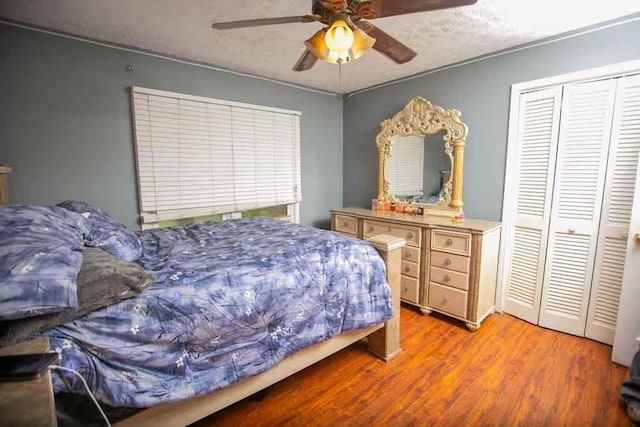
[{"xmin": 0, "ymin": 248, "xmax": 153, "ymax": 347}]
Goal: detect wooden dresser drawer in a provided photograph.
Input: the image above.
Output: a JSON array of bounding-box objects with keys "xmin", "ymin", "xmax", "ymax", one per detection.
[
  {"xmin": 428, "ymin": 283, "xmax": 467, "ymax": 318},
  {"xmin": 363, "ymin": 219, "xmax": 389, "ymax": 238},
  {"xmin": 431, "ymin": 229, "xmax": 471, "ymax": 256},
  {"xmin": 430, "ymin": 250, "xmax": 470, "ymax": 274},
  {"xmin": 362, "ymin": 220, "xmax": 421, "ymax": 247},
  {"xmin": 334, "ymin": 215, "xmax": 358, "ymax": 235},
  {"xmin": 402, "ymin": 246, "xmax": 420, "ymax": 262},
  {"xmin": 388, "ymin": 225, "xmax": 421, "ymax": 247},
  {"xmin": 401, "ymin": 260, "xmax": 419, "ymax": 278},
  {"xmin": 430, "ymin": 266, "xmax": 469, "ymax": 291},
  {"xmin": 401, "ymin": 275, "xmax": 419, "ymax": 304}
]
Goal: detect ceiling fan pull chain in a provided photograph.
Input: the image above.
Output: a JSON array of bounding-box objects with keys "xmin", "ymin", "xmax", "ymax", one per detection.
[{"xmin": 339, "ymin": 62, "xmax": 343, "ymax": 93}]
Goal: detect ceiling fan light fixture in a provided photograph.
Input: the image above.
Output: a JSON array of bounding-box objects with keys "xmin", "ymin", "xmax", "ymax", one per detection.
[
  {"xmin": 216, "ymin": 0, "xmax": 477, "ymax": 72},
  {"xmin": 326, "ymin": 49, "xmax": 351, "ymax": 65},
  {"xmin": 351, "ymin": 26, "xmax": 376, "ymax": 59},
  {"xmin": 324, "ymin": 19, "xmax": 354, "ymax": 53},
  {"xmin": 304, "ymin": 28, "xmax": 329, "ymax": 60}
]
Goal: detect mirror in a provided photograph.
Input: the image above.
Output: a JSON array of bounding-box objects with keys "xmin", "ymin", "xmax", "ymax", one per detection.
[
  {"xmin": 376, "ymin": 97, "xmax": 467, "ymax": 214},
  {"xmin": 387, "ymin": 133, "xmax": 452, "ymax": 204}
]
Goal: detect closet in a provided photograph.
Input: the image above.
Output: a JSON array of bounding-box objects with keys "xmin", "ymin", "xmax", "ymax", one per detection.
[{"xmin": 501, "ymin": 73, "xmax": 640, "ymax": 345}]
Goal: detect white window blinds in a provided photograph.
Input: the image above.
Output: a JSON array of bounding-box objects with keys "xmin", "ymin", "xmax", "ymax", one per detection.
[
  {"xmin": 131, "ymin": 87, "xmax": 301, "ymax": 223},
  {"xmin": 387, "ymin": 135, "xmax": 424, "ymax": 196}
]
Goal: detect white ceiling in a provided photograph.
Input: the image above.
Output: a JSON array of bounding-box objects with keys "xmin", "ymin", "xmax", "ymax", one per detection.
[{"xmin": 2, "ymin": 0, "xmax": 639, "ymax": 94}]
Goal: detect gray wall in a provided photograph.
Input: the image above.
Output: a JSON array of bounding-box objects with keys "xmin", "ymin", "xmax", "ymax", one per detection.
[
  {"xmin": 0, "ymin": 24, "xmax": 343, "ymax": 229},
  {"xmin": 343, "ymin": 17, "xmax": 640, "ymax": 221}
]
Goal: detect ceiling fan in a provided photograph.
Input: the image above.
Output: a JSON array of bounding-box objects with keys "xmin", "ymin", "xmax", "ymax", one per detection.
[{"xmin": 212, "ymin": 0, "xmax": 477, "ymax": 71}]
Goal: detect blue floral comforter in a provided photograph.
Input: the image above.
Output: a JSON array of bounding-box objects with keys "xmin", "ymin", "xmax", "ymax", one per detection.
[{"xmin": 44, "ymin": 217, "xmax": 392, "ymax": 408}]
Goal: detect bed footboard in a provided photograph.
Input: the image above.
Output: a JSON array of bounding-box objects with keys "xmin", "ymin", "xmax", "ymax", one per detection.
[{"xmin": 365, "ymin": 234, "xmax": 406, "ymax": 361}]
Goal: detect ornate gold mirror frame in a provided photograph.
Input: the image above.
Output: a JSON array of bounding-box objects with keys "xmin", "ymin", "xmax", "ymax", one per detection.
[{"xmin": 376, "ymin": 96, "xmax": 467, "ymax": 212}]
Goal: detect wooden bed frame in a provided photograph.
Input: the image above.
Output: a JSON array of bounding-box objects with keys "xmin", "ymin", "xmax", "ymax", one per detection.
[
  {"xmin": 0, "ymin": 184, "xmax": 403, "ymax": 425},
  {"xmin": 0, "ymin": 165, "xmax": 11, "ymax": 205},
  {"xmin": 116, "ymin": 234, "xmax": 406, "ymax": 427}
]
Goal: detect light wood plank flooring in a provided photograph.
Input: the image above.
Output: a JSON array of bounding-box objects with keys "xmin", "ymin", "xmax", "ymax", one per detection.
[{"xmin": 194, "ymin": 306, "xmax": 632, "ymax": 426}]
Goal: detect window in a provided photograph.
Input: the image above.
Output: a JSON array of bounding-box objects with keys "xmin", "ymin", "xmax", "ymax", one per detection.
[
  {"xmin": 131, "ymin": 87, "xmax": 301, "ymax": 229},
  {"xmin": 158, "ymin": 213, "xmax": 223, "ymax": 228},
  {"xmin": 156, "ymin": 205, "xmax": 290, "ymax": 229}
]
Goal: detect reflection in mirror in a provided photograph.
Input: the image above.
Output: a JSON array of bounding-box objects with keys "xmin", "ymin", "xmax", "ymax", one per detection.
[
  {"xmin": 386, "ymin": 133, "xmax": 452, "ymax": 204},
  {"xmin": 387, "ymin": 135, "xmax": 424, "ymax": 197},
  {"xmin": 423, "ymin": 133, "xmax": 452, "ymax": 202}
]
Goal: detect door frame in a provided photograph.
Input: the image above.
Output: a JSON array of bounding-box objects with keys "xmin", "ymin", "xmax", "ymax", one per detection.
[{"xmin": 497, "ymin": 59, "xmax": 640, "ymax": 313}]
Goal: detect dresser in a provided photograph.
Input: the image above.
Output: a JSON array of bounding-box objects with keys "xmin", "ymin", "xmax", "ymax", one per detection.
[{"xmin": 331, "ymin": 207, "xmax": 501, "ymax": 331}]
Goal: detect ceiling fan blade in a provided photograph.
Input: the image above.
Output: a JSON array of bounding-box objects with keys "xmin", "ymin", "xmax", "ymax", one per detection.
[
  {"xmin": 212, "ymin": 14, "xmax": 320, "ymax": 30},
  {"xmin": 358, "ymin": 0, "xmax": 477, "ymax": 19},
  {"xmin": 293, "ymin": 49, "xmax": 319, "ymax": 72},
  {"xmin": 355, "ymin": 21, "xmax": 417, "ymax": 64}
]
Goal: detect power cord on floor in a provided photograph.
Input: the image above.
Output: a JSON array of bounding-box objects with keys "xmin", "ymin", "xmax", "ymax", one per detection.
[{"xmin": 50, "ymin": 365, "xmax": 111, "ymax": 427}]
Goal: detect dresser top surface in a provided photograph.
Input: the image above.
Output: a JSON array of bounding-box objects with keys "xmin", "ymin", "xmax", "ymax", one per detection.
[{"xmin": 332, "ymin": 207, "xmax": 501, "ymax": 233}]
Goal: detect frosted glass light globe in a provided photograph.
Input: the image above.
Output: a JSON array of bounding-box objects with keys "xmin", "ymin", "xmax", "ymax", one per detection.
[{"xmin": 324, "ymin": 20, "xmax": 354, "ymax": 53}]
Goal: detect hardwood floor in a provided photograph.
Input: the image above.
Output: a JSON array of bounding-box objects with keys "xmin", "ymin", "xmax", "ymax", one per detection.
[{"xmin": 194, "ymin": 306, "xmax": 632, "ymax": 427}]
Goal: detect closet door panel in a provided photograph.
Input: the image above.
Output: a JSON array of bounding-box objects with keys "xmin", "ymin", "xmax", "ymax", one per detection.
[
  {"xmin": 612, "ymin": 151, "xmax": 640, "ymax": 366},
  {"xmin": 503, "ymin": 87, "xmax": 562, "ymax": 323},
  {"xmin": 539, "ymin": 80, "xmax": 617, "ymax": 336},
  {"xmin": 586, "ymin": 74, "xmax": 640, "ymax": 344}
]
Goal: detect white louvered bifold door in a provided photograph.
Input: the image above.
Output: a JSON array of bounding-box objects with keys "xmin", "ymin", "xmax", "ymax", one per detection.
[
  {"xmin": 503, "ymin": 87, "xmax": 562, "ymax": 324},
  {"xmin": 538, "ymin": 79, "xmax": 617, "ymax": 336},
  {"xmin": 586, "ymin": 74, "xmax": 640, "ymax": 344},
  {"xmin": 612, "ymin": 150, "xmax": 640, "ymax": 367}
]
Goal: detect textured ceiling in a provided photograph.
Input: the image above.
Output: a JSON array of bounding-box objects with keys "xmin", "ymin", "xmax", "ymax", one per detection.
[{"xmin": 1, "ymin": 0, "xmax": 639, "ymax": 93}]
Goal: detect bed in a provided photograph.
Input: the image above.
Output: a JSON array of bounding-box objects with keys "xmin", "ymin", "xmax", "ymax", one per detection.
[{"xmin": 0, "ymin": 203, "xmax": 404, "ymax": 426}]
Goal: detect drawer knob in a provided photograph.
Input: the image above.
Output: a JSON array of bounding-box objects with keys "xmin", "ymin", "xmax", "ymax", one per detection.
[
  {"xmin": 405, "ymin": 252, "xmax": 411, "ymax": 258},
  {"xmin": 407, "ymin": 232, "xmax": 413, "ymax": 239},
  {"xmin": 444, "ymin": 258, "xmax": 452, "ymax": 266},
  {"xmin": 403, "ymin": 287, "xmax": 408, "ymax": 292},
  {"xmin": 444, "ymin": 274, "xmax": 451, "ymax": 282},
  {"xmin": 445, "ymin": 238, "xmax": 453, "ymax": 245},
  {"xmin": 405, "ymin": 266, "xmax": 411, "ymax": 272},
  {"xmin": 441, "ymin": 297, "xmax": 448, "ymax": 304},
  {"xmin": 368, "ymin": 226, "xmax": 374, "ymax": 232},
  {"xmin": 343, "ymin": 222, "xmax": 349, "ymax": 227}
]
